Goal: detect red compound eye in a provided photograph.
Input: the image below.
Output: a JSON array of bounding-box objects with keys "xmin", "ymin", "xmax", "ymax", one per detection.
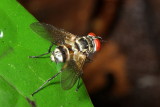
[
  {"xmin": 88, "ymin": 32, "xmax": 96, "ymax": 36},
  {"xmin": 88, "ymin": 32, "xmax": 101, "ymax": 51},
  {"xmin": 94, "ymin": 39, "xmax": 101, "ymax": 51}
]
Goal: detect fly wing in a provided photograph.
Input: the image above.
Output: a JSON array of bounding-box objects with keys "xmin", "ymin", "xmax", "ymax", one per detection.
[
  {"xmin": 60, "ymin": 52, "xmax": 86, "ymax": 90},
  {"xmin": 30, "ymin": 22, "xmax": 76, "ymax": 44}
]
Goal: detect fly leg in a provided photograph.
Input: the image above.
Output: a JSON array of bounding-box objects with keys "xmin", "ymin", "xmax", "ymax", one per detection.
[
  {"xmin": 29, "ymin": 42, "xmax": 55, "ymax": 58},
  {"xmin": 75, "ymin": 77, "xmax": 81, "ymax": 92},
  {"xmin": 32, "ymin": 70, "xmax": 62, "ymax": 96},
  {"xmin": 75, "ymin": 73, "xmax": 83, "ymax": 92},
  {"xmin": 86, "ymin": 57, "xmax": 93, "ymax": 63},
  {"xmin": 85, "ymin": 53, "xmax": 93, "ymax": 63}
]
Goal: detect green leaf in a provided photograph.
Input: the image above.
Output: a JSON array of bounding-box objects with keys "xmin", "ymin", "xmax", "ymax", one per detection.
[
  {"xmin": 0, "ymin": 76, "xmax": 31, "ymax": 107},
  {"xmin": 0, "ymin": 0, "xmax": 93, "ymax": 107}
]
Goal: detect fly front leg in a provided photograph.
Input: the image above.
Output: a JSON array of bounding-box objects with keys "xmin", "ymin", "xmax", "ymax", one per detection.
[
  {"xmin": 85, "ymin": 53, "xmax": 93, "ymax": 63},
  {"xmin": 86, "ymin": 57, "xmax": 93, "ymax": 63},
  {"xmin": 29, "ymin": 42, "xmax": 55, "ymax": 58}
]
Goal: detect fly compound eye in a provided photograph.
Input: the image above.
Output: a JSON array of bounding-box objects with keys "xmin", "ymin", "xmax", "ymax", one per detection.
[
  {"xmin": 87, "ymin": 32, "xmax": 101, "ymax": 52},
  {"xmin": 88, "ymin": 32, "xmax": 96, "ymax": 36},
  {"xmin": 94, "ymin": 39, "xmax": 101, "ymax": 51}
]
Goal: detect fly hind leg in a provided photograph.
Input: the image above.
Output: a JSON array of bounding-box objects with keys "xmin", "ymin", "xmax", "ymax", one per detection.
[
  {"xmin": 75, "ymin": 73, "xmax": 83, "ymax": 92},
  {"xmin": 32, "ymin": 70, "xmax": 62, "ymax": 96},
  {"xmin": 75, "ymin": 77, "xmax": 81, "ymax": 92},
  {"xmin": 29, "ymin": 42, "xmax": 55, "ymax": 58}
]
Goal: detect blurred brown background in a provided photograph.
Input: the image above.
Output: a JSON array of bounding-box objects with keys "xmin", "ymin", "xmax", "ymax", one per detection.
[{"xmin": 18, "ymin": 0, "xmax": 160, "ymax": 106}]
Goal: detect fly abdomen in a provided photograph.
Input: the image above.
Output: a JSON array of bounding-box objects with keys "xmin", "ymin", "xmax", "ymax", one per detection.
[{"xmin": 51, "ymin": 45, "xmax": 69, "ymax": 63}]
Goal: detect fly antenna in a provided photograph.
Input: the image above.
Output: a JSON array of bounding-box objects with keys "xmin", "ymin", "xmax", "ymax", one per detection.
[
  {"xmin": 101, "ymin": 40, "xmax": 107, "ymax": 43},
  {"xmin": 94, "ymin": 36, "xmax": 107, "ymax": 43},
  {"xmin": 31, "ymin": 71, "xmax": 62, "ymax": 96},
  {"xmin": 92, "ymin": 36, "xmax": 102, "ymax": 39}
]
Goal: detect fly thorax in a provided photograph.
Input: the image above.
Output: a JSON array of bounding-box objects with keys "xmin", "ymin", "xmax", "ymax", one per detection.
[
  {"xmin": 85, "ymin": 36, "xmax": 95, "ymax": 53},
  {"xmin": 75, "ymin": 37, "xmax": 89, "ymax": 53},
  {"xmin": 51, "ymin": 45, "xmax": 69, "ymax": 63}
]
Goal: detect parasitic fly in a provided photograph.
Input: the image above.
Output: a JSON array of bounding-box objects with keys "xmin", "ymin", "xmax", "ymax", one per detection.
[{"xmin": 29, "ymin": 22, "xmax": 102, "ymax": 96}]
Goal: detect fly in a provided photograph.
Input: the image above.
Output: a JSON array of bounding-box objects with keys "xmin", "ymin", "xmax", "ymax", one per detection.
[{"xmin": 29, "ymin": 22, "xmax": 102, "ymax": 96}]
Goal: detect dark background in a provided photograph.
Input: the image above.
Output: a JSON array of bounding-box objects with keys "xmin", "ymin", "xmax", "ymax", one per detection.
[{"xmin": 18, "ymin": 0, "xmax": 160, "ymax": 106}]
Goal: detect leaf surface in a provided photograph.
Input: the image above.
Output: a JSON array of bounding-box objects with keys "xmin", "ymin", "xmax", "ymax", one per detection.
[{"xmin": 0, "ymin": 0, "xmax": 93, "ymax": 107}]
